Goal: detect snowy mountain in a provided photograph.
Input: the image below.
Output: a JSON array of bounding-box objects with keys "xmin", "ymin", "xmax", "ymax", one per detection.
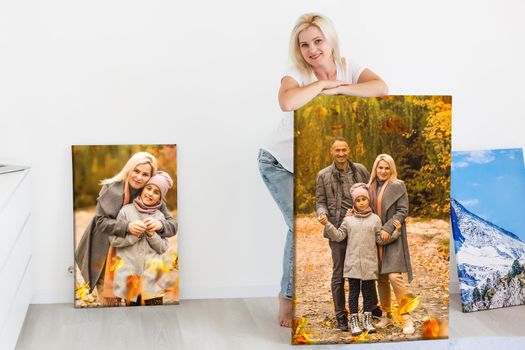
[{"xmin": 450, "ymin": 198, "xmax": 525, "ymax": 311}]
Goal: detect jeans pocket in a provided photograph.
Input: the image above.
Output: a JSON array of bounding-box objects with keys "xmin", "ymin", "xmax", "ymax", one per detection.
[{"xmin": 258, "ymin": 149, "xmax": 281, "ymax": 167}]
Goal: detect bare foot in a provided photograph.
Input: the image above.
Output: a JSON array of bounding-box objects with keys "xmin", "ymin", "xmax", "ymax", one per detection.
[{"xmin": 278, "ymin": 294, "xmax": 293, "ymax": 328}]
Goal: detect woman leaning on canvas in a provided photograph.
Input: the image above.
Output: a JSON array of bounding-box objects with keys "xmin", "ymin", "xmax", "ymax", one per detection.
[{"xmin": 257, "ymin": 12, "xmax": 388, "ymax": 327}]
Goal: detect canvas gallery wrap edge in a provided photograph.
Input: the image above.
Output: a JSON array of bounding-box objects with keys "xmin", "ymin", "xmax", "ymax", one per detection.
[{"xmin": 451, "ymin": 148, "xmax": 525, "ymax": 313}]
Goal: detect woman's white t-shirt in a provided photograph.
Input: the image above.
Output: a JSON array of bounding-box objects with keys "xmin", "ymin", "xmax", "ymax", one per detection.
[{"xmin": 263, "ymin": 59, "xmax": 366, "ymax": 173}]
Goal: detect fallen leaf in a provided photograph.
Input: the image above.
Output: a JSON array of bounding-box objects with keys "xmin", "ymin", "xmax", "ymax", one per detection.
[
  {"xmin": 422, "ymin": 317, "xmax": 440, "ymax": 338},
  {"xmin": 75, "ymin": 282, "xmax": 90, "ymax": 301},
  {"xmin": 350, "ymin": 330, "xmax": 371, "ymax": 344},
  {"xmin": 110, "ymin": 256, "xmax": 124, "ymax": 272},
  {"xmin": 172, "ymin": 252, "xmax": 179, "ymax": 271},
  {"xmin": 292, "ymin": 317, "xmax": 318, "ymax": 345},
  {"xmin": 125, "ymin": 274, "xmax": 140, "ymax": 302},
  {"xmin": 397, "ymin": 293, "xmax": 420, "ymax": 315}
]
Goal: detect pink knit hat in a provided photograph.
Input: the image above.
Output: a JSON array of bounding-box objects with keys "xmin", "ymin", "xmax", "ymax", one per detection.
[
  {"xmin": 350, "ymin": 183, "xmax": 370, "ymax": 202},
  {"xmin": 146, "ymin": 171, "xmax": 173, "ymax": 199}
]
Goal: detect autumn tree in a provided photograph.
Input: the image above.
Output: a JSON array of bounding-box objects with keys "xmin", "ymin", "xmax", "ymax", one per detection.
[{"xmin": 294, "ymin": 95, "xmax": 451, "ymax": 218}]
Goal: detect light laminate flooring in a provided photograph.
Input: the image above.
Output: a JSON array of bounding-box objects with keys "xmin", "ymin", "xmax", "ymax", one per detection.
[{"xmin": 15, "ymin": 294, "xmax": 525, "ymax": 350}]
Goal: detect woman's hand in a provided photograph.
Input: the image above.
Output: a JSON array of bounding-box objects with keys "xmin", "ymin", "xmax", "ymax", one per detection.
[
  {"xmin": 380, "ymin": 229, "xmax": 391, "ymax": 241},
  {"xmin": 144, "ymin": 218, "xmax": 163, "ymax": 233},
  {"xmin": 279, "ymin": 78, "xmax": 345, "ymax": 112},
  {"xmin": 393, "ymin": 220, "xmax": 402, "ymax": 230},
  {"xmin": 128, "ymin": 220, "xmax": 147, "ymax": 237},
  {"xmin": 345, "ymin": 208, "xmax": 354, "ymax": 216}
]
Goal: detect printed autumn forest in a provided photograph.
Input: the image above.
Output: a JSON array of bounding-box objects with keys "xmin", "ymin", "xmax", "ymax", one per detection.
[
  {"xmin": 72, "ymin": 144, "xmax": 177, "ymax": 210},
  {"xmin": 294, "ymin": 95, "xmax": 451, "ymax": 218},
  {"xmin": 293, "ymin": 96, "xmax": 451, "ymax": 344}
]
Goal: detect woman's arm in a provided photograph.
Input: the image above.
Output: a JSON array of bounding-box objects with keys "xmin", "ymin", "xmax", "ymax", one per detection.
[
  {"xmin": 377, "ymin": 228, "xmax": 401, "ymax": 246},
  {"xmin": 109, "ymin": 234, "xmax": 140, "ymax": 248},
  {"xmin": 278, "ymin": 76, "xmax": 345, "ymax": 112},
  {"xmin": 146, "ymin": 233, "xmax": 169, "ymax": 255},
  {"xmin": 157, "ymin": 202, "xmax": 178, "ymax": 238},
  {"xmin": 382, "ymin": 184, "xmax": 409, "ymax": 234},
  {"xmin": 321, "ymin": 69, "xmax": 388, "ymax": 98},
  {"xmin": 93, "ymin": 184, "xmax": 129, "ymax": 238},
  {"xmin": 108, "ymin": 210, "xmax": 140, "ymax": 247}
]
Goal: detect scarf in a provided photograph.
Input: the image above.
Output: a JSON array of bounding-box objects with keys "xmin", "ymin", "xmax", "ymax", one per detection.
[
  {"xmin": 368, "ymin": 179, "xmax": 386, "ymax": 215},
  {"xmin": 133, "ymin": 196, "xmax": 162, "ymax": 214},
  {"xmin": 352, "ymin": 206, "xmax": 373, "ymax": 218},
  {"xmin": 369, "ymin": 179, "xmax": 389, "ymax": 264}
]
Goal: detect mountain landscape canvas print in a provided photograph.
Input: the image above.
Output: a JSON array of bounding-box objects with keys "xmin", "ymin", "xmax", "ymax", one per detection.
[{"xmin": 451, "ymin": 149, "xmax": 525, "ymax": 312}]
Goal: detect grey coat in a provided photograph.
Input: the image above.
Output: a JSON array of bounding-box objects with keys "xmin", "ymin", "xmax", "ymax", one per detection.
[
  {"xmin": 75, "ymin": 181, "xmax": 177, "ymax": 292},
  {"xmin": 325, "ymin": 214, "xmax": 382, "ymax": 280},
  {"xmin": 375, "ymin": 180, "xmax": 413, "ymax": 282},
  {"xmin": 109, "ymin": 204, "xmax": 169, "ymax": 301},
  {"xmin": 315, "ymin": 161, "xmax": 370, "ymax": 237}
]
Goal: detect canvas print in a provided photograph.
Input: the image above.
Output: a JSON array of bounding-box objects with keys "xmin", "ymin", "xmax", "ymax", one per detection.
[
  {"xmin": 293, "ymin": 96, "xmax": 451, "ymax": 344},
  {"xmin": 451, "ymin": 148, "xmax": 525, "ymax": 312},
  {"xmin": 72, "ymin": 144, "xmax": 179, "ymax": 308}
]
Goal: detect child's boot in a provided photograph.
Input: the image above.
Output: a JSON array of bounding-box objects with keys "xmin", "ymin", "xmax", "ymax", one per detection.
[
  {"xmin": 363, "ymin": 312, "xmax": 376, "ymax": 333},
  {"xmin": 349, "ymin": 313, "xmax": 363, "ymax": 336}
]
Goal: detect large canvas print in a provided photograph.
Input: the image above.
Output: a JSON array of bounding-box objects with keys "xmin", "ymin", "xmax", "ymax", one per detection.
[
  {"xmin": 451, "ymin": 148, "xmax": 525, "ymax": 312},
  {"xmin": 72, "ymin": 144, "xmax": 179, "ymax": 308},
  {"xmin": 293, "ymin": 96, "xmax": 451, "ymax": 344}
]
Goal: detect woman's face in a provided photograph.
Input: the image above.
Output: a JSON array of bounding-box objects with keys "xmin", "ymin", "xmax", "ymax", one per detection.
[
  {"xmin": 376, "ymin": 160, "xmax": 392, "ymax": 181},
  {"xmin": 354, "ymin": 196, "xmax": 370, "ymax": 212},
  {"xmin": 141, "ymin": 184, "xmax": 161, "ymax": 206},
  {"xmin": 298, "ymin": 25, "xmax": 333, "ymax": 68},
  {"xmin": 127, "ymin": 163, "xmax": 152, "ymax": 190}
]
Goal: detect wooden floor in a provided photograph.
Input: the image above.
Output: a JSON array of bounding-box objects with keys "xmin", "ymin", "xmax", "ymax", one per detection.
[{"xmin": 16, "ymin": 294, "xmax": 525, "ymax": 350}]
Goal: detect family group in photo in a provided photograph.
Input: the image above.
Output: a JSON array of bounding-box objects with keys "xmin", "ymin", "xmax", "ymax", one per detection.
[
  {"xmin": 75, "ymin": 151, "xmax": 178, "ymax": 307},
  {"xmin": 316, "ymin": 139, "xmax": 414, "ymax": 335}
]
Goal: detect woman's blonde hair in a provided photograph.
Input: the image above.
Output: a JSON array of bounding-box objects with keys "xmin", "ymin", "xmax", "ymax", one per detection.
[
  {"xmin": 368, "ymin": 154, "xmax": 398, "ymax": 185},
  {"xmin": 289, "ymin": 13, "xmax": 344, "ymax": 78},
  {"xmin": 101, "ymin": 151, "xmax": 158, "ymax": 186}
]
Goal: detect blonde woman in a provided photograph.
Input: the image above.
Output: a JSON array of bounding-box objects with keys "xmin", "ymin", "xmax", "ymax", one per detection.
[
  {"xmin": 368, "ymin": 154, "xmax": 414, "ymax": 334},
  {"xmin": 258, "ymin": 12, "xmax": 388, "ymax": 327},
  {"xmin": 75, "ymin": 152, "xmax": 178, "ymax": 305}
]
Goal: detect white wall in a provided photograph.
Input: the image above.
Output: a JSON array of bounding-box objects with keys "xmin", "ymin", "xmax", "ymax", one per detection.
[{"xmin": 1, "ymin": 0, "xmax": 524, "ymax": 303}]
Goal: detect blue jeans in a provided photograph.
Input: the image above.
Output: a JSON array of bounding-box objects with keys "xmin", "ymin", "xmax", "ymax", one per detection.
[{"xmin": 257, "ymin": 149, "xmax": 293, "ymax": 300}]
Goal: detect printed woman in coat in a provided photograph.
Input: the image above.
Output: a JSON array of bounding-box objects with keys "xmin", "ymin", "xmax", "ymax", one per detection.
[
  {"xmin": 367, "ymin": 153, "xmax": 415, "ymax": 334},
  {"xmin": 75, "ymin": 152, "xmax": 177, "ymax": 305}
]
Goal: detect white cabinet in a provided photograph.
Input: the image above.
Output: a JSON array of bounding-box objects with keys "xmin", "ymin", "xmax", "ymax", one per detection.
[{"xmin": 0, "ymin": 169, "xmax": 32, "ymax": 350}]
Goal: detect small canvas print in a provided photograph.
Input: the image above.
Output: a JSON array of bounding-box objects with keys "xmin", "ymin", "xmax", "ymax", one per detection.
[
  {"xmin": 72, "ymin": 144, "xmax": 179, "ymax": 308},
  {"xmin": 451, "ymin": 148, "xmax": 525, "ymax": 312},
  {"xmin": 293, "ymin": 96, "xmax": 451, "ymax": 344}
]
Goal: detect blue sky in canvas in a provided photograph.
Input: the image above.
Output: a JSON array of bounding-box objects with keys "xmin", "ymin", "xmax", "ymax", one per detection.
[{"xmin": 451, "ymin": 148, "xmax": 525, "ymax": 241}]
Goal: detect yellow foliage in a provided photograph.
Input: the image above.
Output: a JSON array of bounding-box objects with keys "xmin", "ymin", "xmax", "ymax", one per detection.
[
  {"xmin": 292, "ymin": 317, "xmax": 318, "ymax": 345},
  {"xmin": 350, "ymin": 330, "xmax": 371, "ymax": 344},
  {"xmin": 172, "ymin": 252, "xmax": 179, "ymax": 271},
  {"xmin": 110, "ymin": 256, "xmax": 124, "ymax": 272},
  {"xmin": 397, "ymin": 293, "xmax": 420, "ymax": 315},
  {"xmin": 75, "ymin": 282, "xmax": 90, "ymax": 301}
]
